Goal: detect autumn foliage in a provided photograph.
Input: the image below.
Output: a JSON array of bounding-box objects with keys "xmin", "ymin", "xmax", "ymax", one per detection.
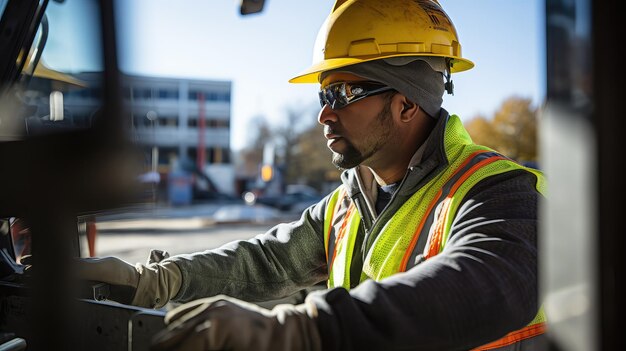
[{"xmin": 464, "ymin": 96, "xmax": 539, "ymax": 164}]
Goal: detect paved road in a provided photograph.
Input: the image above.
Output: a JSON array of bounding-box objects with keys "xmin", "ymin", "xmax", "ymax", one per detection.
[
  {"xmin": 91, "ymin": 222, "xmax": 282, "ymax": 264},
  {"xmin": 85, "ymin": 200, "xmax": 304, "ymax": 263}
]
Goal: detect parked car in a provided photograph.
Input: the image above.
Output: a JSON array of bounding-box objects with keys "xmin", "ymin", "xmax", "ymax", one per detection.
[{"xmin": 255, "ymin": 186, "xmax": 323, "ymax": 212}]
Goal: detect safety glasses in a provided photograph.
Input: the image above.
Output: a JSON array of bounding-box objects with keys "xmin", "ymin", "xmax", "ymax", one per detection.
[{"xmin": 318, "ymin": 81, "xmax": 394, "ymax": 110}]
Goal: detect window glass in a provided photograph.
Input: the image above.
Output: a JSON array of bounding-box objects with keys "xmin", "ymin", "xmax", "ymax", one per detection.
[
  {"xmin": 0, "ymin": 0, "xmax": 105, "ymax": 141},
  {"xmin": 0, "ymin": 0, "xmax": 8, "ymax": 19}
]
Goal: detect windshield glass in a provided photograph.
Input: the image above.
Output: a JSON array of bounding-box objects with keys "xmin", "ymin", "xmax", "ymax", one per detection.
[
  {"xmin": 0, "ymin": 0, "xmax": 8, "ymax": 19},
  {"xmin": 0, "ymin": 0, "xmax": 103, "ymax": 141},
  {"xmin": 42, "ymin": 0, "xmax": 103, "ymax": 74}
]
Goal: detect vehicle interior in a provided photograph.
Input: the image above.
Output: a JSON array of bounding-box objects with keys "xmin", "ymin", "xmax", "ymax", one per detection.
[{"xmin": 0, "ymin": 1, "xmax": 268, "ymax": 350}]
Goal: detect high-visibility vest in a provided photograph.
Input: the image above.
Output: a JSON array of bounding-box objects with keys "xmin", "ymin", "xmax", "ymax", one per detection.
[{"xmin": 323, "ymin": 115, "xmax": 546, "ymax": 350}]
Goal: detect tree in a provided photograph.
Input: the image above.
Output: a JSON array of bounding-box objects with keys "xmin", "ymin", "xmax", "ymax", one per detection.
[
  {"xmin": 465, "ymin": 96, "xmax": 538, "ymax": 163},
  {"xmin": 273, "ymin": 107, "xmax": 305, "ymax": 185},
  {"xmin": 289, "ymin": 123, "xmax": 341, "ymax": 190},
  {"xmin": 237, "ymin": 116, "xmax": 273, "ymax": 178},
  {"xmin": 237, "ymin": 104, "xmax": 340, "ymax": 193},
  {"xmin": 275, "ymin": 105, "xmax": 340, "ymax": 190},
  {"xmin": 465, "ymin": 114, "xmax": 496, "ymax": 148}
]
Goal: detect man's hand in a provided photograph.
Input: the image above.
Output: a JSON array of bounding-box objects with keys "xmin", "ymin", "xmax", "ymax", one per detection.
[
  {"xmin": 19, "ymin": 255, "xmax": 139, "ymax": 303},
  {"xmin": 73, "ymin": 250, "xmax": 182, "ymax": 308},
  {"xmin": 73, "ymin": 256, "xmax": 140, "ymax": 305},
  {"xmin": 21, "ymin": 249, "xmax": 181, "ymax": 308},
  {"xmin": 150, "ymin": 295, "xmax": 322, "ymax": 351}
]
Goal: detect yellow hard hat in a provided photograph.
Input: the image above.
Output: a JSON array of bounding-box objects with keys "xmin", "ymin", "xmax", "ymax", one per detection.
[{"xmin": 289, "ymin": 0, "xmax": 474, "ymax": 84}]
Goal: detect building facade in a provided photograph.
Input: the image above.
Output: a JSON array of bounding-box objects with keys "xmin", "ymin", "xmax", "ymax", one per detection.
[{"xmin": 64, "ymin": 73, "xmax": 235, "ymax": 196}]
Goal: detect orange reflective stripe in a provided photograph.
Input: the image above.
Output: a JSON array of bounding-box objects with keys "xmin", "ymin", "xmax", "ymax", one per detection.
[
  {"xmin": 399, "ymin": 150, "xmax": 492, "ymax": 270},
  {"xmin": 325, "ymin": 205, "xmax": 336, "ymax": 261},
  {"xmin": 424, "ymin": 197, "xmax": 453, "ymax": 259},
  {"xmin": 328, "ymin": 203, "xmax": 355, "ymax": 270},
  {"xmin": 325, "ymin": 188, "xmax": 346, "ymax": 261},
  {"xmin": 399, "ymin": 188, "xmax": 442, "ymax": 270},
  {"xmin": 472, "ymin": 322, "xmax": 546, "ymax": 350},
  {"xmin": 450, "ymin": 155, "xmax": 507, "ymax": 195},
  {"xmin": 422, "ymin": 154, "xmax": 506, "ymax": 260}
]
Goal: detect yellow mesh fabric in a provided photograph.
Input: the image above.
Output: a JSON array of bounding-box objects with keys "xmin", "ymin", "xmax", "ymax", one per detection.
[
  {"xmin": 361, "ymin": 179, "xmax": 440, "ymax": 281},
  {"xmin": 361, "ymin": 116, "xmax": 489, "ymax": 280},
  {"xmin": 329, "ymin": 209, "xmax": 361, "ymax": 289},
  {"xmin": 529, "ymin": 306, "xmax": 547, "ymax": 325},
  {"xmin": 527, "ymin": 168, "xmax": 547, "ymax": 195},
  {"xmin": 324, "ymin": 187, "xmax": 344, "ymax": 260},
  {"xmin": 447, "ymin": 115, "xmax": 476, "ymax": 148}
]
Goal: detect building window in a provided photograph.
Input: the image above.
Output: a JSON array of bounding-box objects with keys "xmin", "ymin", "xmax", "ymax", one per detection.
[
  {"xmin": 134, "ymin": 114, "xmax": 154, "ymax": 127},
  {"xmin": 189, "ymin": 90, "xmax": 229, "ymax": 102},
  {"xmin": 222, "ymin": 149, "xmax": 231, "ymax": 164},
  {"xmin": 187, "ymin": 118, "xmax": 230, "ymax": 128},
  {"xmin": 158, "ymin": 89, "xmax": 179, "ymax": 99},
  {"xmin": 207, "ymin": 92, "xmax": 218, "ymax": 101},
  {"xmin": 158, "ymin": 147, "xmax": 178, "ymax": 165},
  {"xmin": 133, "ymin": 87, "xmax": 152, "ymax": 100},
  {"xmin": 203, "ymin": 147, "xmax": 230, "ymax": 164},
  {"xmin": 158, "ymin": 116, "xmax": 179, "ymax": 127},
  {"xmin": 208, "ymin": 119, "xmax": 230, "ymax": 128}
]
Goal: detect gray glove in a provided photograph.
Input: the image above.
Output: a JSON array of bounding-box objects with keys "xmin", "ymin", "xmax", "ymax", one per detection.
[
  {"xmin": 150, "ymin": 295, "xmax": 322, "ymax": 351},
  {"xmin": 74, "ymin": 250, "xmax": 182, "ymax": 308}
]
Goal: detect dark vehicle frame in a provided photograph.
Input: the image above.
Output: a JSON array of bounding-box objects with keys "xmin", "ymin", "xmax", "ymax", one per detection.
[{"xmin": 0, "ymin": 1, "xmax": 265, "ymax": 350}]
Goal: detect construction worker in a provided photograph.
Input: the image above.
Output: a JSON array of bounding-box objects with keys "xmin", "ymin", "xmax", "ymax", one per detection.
[{"xmin": 76, "ymin": 1, "xmax": 547, "ymax": 350}]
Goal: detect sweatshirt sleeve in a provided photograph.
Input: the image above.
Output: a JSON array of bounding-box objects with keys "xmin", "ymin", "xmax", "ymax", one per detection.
[
  {"xmin": 168, "ymin": 197, "xmax": 329, "ymax": 304},
  {"xmin": 308, "ymin": 170, "xmax": 542, "ymax": 351}
]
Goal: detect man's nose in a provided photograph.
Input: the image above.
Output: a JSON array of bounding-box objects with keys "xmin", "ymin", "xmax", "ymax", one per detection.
[{"xmin": 318, "ymin": 104, "xmax": 338, "ymax": 125}]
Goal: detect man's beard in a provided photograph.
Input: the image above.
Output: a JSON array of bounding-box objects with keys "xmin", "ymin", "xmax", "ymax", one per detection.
[
  {"xmin": 331, "ymin": 100, "xmax": 394, "ymax": 170},
  {"xmin": 331, "ymin": 142, "xmax": 363, "ymax": 170}
]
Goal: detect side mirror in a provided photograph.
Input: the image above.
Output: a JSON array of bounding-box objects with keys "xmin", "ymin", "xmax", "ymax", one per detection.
[{"xmin": 240, "ymin": 0, "xmax": 265, "ymax": 15}]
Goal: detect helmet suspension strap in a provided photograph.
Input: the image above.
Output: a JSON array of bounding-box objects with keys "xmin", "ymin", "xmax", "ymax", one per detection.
[{"xmin": 444, "ymin": 58, "xmax": 454, "ymax": 95}]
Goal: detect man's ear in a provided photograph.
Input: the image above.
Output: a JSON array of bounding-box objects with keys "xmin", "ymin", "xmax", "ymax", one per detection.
[{"xmin": 398, "ymin": 96, "xmax": 419, "ymax": 122}]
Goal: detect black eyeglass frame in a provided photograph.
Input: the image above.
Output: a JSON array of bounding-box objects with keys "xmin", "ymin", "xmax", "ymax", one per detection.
[{"xmin": 318, "ymin": 81, "xmax": 395, "ymax": 110}]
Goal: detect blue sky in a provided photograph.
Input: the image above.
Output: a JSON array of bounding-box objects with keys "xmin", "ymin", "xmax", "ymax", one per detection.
[{"xmin": 47, "ymin": 0, "xmax": 543, "ymax": 151}]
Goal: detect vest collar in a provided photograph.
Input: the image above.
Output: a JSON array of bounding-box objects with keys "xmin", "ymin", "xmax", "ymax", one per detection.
[{"xmin": 340, "ymin": 108, "xmax": 452, "ymax": 202}]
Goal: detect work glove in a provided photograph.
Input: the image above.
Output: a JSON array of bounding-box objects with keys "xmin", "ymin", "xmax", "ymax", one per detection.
[
  {"xmin": 150, "ymin": 295, "xmax": 322, "ymax": 351},
  {"xmin": 73, "ymin": 249, "xmax": 183, "ymax": 308}
]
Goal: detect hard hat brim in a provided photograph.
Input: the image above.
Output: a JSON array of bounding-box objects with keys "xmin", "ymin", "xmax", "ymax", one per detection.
[{"xmin": 289, "ymin": 54, "xmax": 474, "ymax": 84}]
